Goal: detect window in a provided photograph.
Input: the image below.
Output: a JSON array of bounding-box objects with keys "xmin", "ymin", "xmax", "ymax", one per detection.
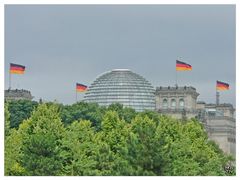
[
  {"xmin": 171, "ymin": 99, "xmax": 176, "ymax": 109},
  {"xmin": 163, "ymin": 99, "xmax": 168, "ymax": 109},
  {"xmin": 179, "ymin": 99, "xmax": 184, "ymax": 109}
]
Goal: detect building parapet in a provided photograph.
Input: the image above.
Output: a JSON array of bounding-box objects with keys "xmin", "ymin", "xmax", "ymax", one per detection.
[
  {"xmin": 197, "ymin": 101, "xmax": 206, "ymax": 104},
  {"xmin": 157, "ymin": 108, "xmax": 199, "ymax": 114},
  {"xmin": 155, "ymin": 86, "xmax": 199, "ymax": 98},
  {"xmin": 206, "ymin": 103, "xmax": 234, "ymax": 108},
  {"xmin": 156, "ymin": 86, "xmax": 196, "ymax": 91},
  {"xmin": 5, "ymin": 89, "xmax": 33, "ymax": 101},
  {"xmin": 207, "ymin": 116, "xmax": 235, "ymax": 122}
]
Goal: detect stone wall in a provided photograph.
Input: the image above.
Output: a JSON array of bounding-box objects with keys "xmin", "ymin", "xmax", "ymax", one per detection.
[
  {"xmin": 155, "ymin": 86, "xmax": 236, "ymax": 156},
  {"xmin": 206, "ymin": 116, "xmax": 236, "ymax": 156},
  {"xmin": 5, "ymin": 89, "xmax": 33, "ymax": 101}
]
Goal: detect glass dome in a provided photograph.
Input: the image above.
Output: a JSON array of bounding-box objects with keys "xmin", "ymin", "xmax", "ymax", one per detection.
[{"xmin": 84, "ymin": 69, "xmax": 155, "ymax": 111}]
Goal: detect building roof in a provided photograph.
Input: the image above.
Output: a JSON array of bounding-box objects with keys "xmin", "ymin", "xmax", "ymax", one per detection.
[{"xmin": 84, "ymin": 69, "xmax": 155, "ymax": 111}]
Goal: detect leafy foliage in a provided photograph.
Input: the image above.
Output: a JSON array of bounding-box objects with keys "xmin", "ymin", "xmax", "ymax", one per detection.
[
  {"xmin": 107, "ymin": 103, "xmax": 137, "ymax": 123},
  {"xmin": 5, "ymin": 129, "xmax": 26, "ymax": 175},
  {"xmin": 21, "ymin": 104, "xmax": 65, "ymax": 175},
  {"xmin": 4, "ymin": 102, "xmax": 11, "ymax": 137},
  {"xmin": 95, "ymin": 111, "xmax": 131, "ymax": 175},
  {"xmin": 60, "ymin": 102, "xmax": 104, "ymax": 129},
  {"xmin": 4, "ymin": 102, "xmax": 235, "ymax": 176},
  {"xmin": 60, "ymin": 120, "xmax": 99, "ymax": 175},
  {"xmin": 7, "ymin": 100, "xmax": 38, "ymax": 129}
]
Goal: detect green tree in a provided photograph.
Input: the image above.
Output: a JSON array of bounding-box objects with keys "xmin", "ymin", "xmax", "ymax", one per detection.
[
  {"xmin": 8, "ymin": 100, "xmax": 38, "ymax": 129},
  {"xmin": 154, "ymin": 117, "xmax": 234, "ymax": 176},
  {"xmin": 61, "ymin": 102, "xmax": 104, "ymax": 129},
  {"xmin": 107, "ymin": 103, "xmax": 137, "ymax": 123},
  {"xmin": 4, "ymin": 102, "xmax": 11, "ymax": 137},
  {"xmin": 183, "ymin": 119, "xmax": 234, "ymax": 175},
  {"xmin": 5, "ymin": 129, "xmax": 26, "ymax": 175},
  {"xmin": 155, "ymin": 116, "xmax": 201, "ymax": 175},
  {"xmin": 5, "ymin": 100, "xmax": 235, "ymax": 176},
  {"xmin": 139, "ymin": 110, "xmax": 162, "ymax": 126},
  {"xmin": 60, "ymin": 120, "xmax": 99, "ymax": 175},
  {"xmin": 94, "ymin": 110, "xmax": 132, "ymax": 175},
  {"xmin": 20, "ymin": 103, "xmax": 65, "ymax": 175},
  {"xmin": 4, "ymin": 118, "xmax": 33, "ymax": 176},
  {"xmin": 128, "ymin": 114, "xmax": 161, "ymax": 175}
]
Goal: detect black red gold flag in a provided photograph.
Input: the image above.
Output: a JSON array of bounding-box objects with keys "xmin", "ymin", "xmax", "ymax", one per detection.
[
  {"xmin": 10, "ymin": 63, "xmax": 25, "ymax": 74},
  {"xmin": 76, "ymin": 83, "xmax": 88, "ymax": 92},
  {"xmin": 176, "ymin": 60, "xmax": 192, "ymax": 71},
  {"xmin": 217, "ymin": 81, "xmax": 229, "ymax": 90}
]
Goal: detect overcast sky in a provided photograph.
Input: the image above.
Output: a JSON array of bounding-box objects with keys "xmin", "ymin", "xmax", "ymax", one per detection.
[{"xmin": 5, "ymin": 5, "xmax": 236, "ymax": 106}]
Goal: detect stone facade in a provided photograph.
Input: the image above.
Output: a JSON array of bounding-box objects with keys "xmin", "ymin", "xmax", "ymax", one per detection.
[
  {"xmin": 5, "ymin": 89, "xmax": 33, "ymax": 101},
  {"xmin": 155, "ymin": 86, "xmax": 199, "ymax": 119},
  {"xmin": 203, "ymin": 104, "xmax": 235, "ymax": 156},
  {"xmin": 155, "ymin": 86, "xmax": 235, "ymax": 156}
]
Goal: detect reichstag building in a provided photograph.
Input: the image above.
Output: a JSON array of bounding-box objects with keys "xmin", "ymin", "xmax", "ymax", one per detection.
[
  {"xmin": 5, "ymin": 69, "xmax": 235, "ymax": 156},
  {"xmin": 84, "ymin": 69, "xmax": 235, "ymax": 156}
]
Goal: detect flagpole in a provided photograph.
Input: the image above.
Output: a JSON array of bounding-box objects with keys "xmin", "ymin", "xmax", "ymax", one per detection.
[
  {"xmin": 175, "ymin": 68, "xmax": 178, "ymax": 87},
  {"xmin": 76, "ymin": 89, "xmax": 77, "ymax": 103},
  {"xmin": 9, "ymin": 68, "xmax": 11, "ymax": 90},
  {"xmin": 216, "ymin": 83, "xmax": 220, "ymax": 105},
  {"xmin": 176, "ymin": 57, "xmax": 181, "ymax": 87}
]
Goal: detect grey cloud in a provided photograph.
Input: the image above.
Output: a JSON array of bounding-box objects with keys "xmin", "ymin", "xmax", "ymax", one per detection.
[{"xmin": 5, "ymin": 5, "xmax": 235, "ymax": 106}]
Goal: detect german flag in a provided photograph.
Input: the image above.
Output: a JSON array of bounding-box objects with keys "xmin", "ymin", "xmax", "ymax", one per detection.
[
  {"xmin": 176, "ymin": 60, "xmax": 192, "ymax": 71},
  {"xmin": 76, "ymin": 83, "xmax": 87, "ymax": 92},
  {"xmin": 216, "ymin": 81, "xmax": 229, "ymax": 90},
  {"xmin": 10, "ymin": 63, "xmax": 25, "ymax": 74}
]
